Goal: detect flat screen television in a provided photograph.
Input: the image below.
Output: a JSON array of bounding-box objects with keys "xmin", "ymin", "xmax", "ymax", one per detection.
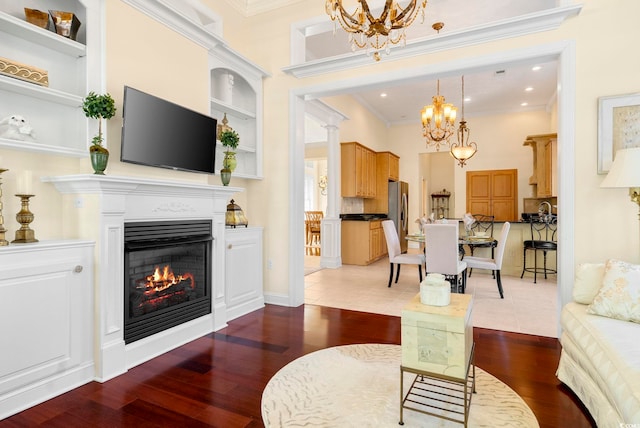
[{"xmin": 120, "ymin": 86, "xmax": 217, "ymax": 174}]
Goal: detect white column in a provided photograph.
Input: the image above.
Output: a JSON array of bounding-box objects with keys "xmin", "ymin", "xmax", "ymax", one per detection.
[{"xmin": 321, "ymin": 123, "xmax": 342, "ymax": 268}]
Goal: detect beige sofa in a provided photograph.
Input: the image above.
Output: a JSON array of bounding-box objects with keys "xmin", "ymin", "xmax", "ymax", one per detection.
[{"xmin": 556, "ymin": 260, "xmax": 640, "ymax": 427}]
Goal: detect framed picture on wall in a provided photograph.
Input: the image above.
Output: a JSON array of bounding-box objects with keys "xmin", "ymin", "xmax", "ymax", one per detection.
[{"xmin": 597, "ymin": 93, "xmax": 640, "ymax": 174}]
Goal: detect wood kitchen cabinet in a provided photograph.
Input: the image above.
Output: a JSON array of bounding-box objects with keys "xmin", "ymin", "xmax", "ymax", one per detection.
[
  {"xmin": 523, "ymin": 133, "xmax": 556, "ymax": 198},
  {"xmin": 364, "ymin": 151, "xmax": 400, "ymax": 213},
  {"xmin": 342, "ymin": 220, "xmax": 387, "ymax": 265},
  {"xmin": 341, "ymin": 142, "xmax": 377, "ymax": 198},
  {"xmin": 466, "ymin": 169, "xmax": 518, "ymax": 221}
]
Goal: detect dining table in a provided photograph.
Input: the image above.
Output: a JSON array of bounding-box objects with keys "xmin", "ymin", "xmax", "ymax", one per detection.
[{"xmin": 406, "ymin": 233, "xmax": 497, "ymax": 258}]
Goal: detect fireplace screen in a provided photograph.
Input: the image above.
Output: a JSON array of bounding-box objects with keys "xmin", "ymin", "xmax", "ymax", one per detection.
[{"xmin": 124, "ymin": 220, "xmax": 212, "ymax": 344}]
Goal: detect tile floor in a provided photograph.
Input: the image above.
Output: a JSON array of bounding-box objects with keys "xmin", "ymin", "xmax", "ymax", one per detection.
[{"xmin": 304, "ymin": 253, "xmax": 558, "ymax": 338}]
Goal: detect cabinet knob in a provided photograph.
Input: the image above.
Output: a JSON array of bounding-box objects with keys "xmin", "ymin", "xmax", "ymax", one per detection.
[
  {"xmin": 74, "ymin": 265, "xmax": 83, "ymax": 273},
  {"xmin": 228, "ymin": 244, "xmax": 232, "ymax": 249}
]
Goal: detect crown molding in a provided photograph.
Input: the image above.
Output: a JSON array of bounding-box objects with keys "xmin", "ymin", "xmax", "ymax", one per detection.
[
  {"xmin": 122, "ymin": 0, "xmax": 224, "ymax": 49},
  {"xmin": 283, "ymin": 4, "xmax": 582, "ymax": 78}
]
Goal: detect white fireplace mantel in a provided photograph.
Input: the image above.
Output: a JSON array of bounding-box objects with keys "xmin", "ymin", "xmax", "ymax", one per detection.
[{"xmin": 43, "ymin": 174, "xmax": 242, "ymax": 382}]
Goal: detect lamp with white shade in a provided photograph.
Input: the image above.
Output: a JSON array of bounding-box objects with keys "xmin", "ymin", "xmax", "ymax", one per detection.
[{"xmin": 600, "ymin": 147, "xmax": 640, "ymax": 217}]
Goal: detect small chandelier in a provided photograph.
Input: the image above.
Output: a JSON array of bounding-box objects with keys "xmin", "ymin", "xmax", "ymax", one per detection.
[
  {"xmin": 325, "ymin": 0, "xmax": 427, "ymax": 61},
  {"xmin": 318, "ymin": 175, "xmax": 328, "ymax": 195},
  {"xmin": 421, "ymin": 78, "xmax": 457, "ymax": 150},
  {"xmin": 450, "ymin": 76, "xmax": 478, "ymax": 167}
]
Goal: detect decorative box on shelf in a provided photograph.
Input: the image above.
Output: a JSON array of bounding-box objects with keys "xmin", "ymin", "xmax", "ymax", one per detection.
[
  {"xmin": 0, "ymin": 57, "xmax": 48, "ymax": 87},
  {"xmin": 401, "ymin": 293, "xmax": 473, "ymax": 380}
]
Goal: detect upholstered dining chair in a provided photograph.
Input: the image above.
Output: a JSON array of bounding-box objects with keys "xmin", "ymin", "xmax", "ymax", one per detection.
[
  {"xmin": 424, "ymin": 223, "xmax": 468, "ymax": 293},
  {"xmin": 382, "ymin": 220, "xmax": 425, "ymax": 287},
  {"xmin": 463, "ymin": 222, "xmax": 511, "ymax": 298}
]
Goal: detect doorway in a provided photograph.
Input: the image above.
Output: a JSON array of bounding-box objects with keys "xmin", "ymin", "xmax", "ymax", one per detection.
[{"xmin": 290, "ymin": 42, "xmax": 576, "ymax": 336}]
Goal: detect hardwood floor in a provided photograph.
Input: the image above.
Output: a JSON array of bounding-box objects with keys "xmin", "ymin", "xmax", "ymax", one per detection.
[{"xmin": 2, "ymin": 304, "xmax": 595, "ymax": 428}]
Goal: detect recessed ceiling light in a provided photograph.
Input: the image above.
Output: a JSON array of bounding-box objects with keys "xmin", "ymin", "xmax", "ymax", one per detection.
[
  {"xmin": 380, "ymin": 93, "xmax": 387, "ymax": 98},
  {"xmin": 521, "ymin": 102, "xmax": 528, "ymax": 107},
  {"xmin": 525, "ymin": 87, "xmax": 534, "ymax": 92},
  {"xmin": 532, "ymin": 66, "xmax": 542, "ymax": 71}
]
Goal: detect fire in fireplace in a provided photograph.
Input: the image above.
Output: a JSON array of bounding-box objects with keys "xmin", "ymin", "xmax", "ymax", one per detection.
[{"xmin": 124, "ymin": 220, "xmax": 212, "ymax": 344}]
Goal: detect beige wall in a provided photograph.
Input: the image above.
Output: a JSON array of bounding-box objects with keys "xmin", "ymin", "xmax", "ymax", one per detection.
[
  {"xmin": 5, "ymin": 0, "xmax": 640, "ymax": 303},
  {"xmin": 218, "ymin": 0, "xmax": 640, "ymax": 300}
]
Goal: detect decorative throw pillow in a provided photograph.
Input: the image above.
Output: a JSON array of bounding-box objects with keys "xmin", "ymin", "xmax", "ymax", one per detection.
[
  {"xmin": 573, "ymin": 263, "xmax": 605, "ymax": 304},
  {"xmin": 587, "ymin": 259, "xmax": 640, "ymax": 323}
]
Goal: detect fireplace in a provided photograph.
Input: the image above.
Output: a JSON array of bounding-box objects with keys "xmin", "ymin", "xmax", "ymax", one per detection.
[{"xmin": 124, "ymin": 220, "xmax": 212, "ymax": 344}]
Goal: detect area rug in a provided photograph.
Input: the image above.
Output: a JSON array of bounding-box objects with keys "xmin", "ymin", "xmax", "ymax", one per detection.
[{"xmin": 262, "ymin": 344, "xmax": 538, "ymax": 427}]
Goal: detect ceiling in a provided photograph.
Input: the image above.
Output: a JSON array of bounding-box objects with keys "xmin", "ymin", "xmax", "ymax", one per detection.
[{"xmin": 233, "ymin": 0, "xmax": 560, "ymax": 126}]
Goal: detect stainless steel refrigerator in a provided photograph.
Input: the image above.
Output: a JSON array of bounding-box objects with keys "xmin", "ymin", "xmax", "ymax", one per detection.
[{"xmin": 388, "ymin": 181, "xmax": 409, "ymax": 253}]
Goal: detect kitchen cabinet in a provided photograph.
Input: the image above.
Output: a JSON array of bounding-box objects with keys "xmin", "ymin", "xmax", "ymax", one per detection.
[
  {"xmin": 225, "ymin": 227, "xmax": 264, "ymax": 321},
  {"xmin": 364, "ymin": 151, "xmax": 400, "ymax": 213},
  {"xmin": 523, "ymin": 133, "xmax": 556, "ymax": 198},
  {"xmin": 342, "ymin": 220, "xmax": 387, "ymax": 265},
  {"xmin": 466, "ymin": 169, "xmax": 518, "ymax": 221},
  {"xmin": 341, "ymin": 142, "xmax": 376, "ymax": 198},
  {"xmin": 378, "ymin": 151, "xmax": 399, "ymax": 182}
]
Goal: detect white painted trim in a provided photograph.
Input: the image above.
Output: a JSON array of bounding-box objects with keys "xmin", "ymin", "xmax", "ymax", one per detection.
[
  {"xmin": 289, "ymin": 93, "xmax": 307, "ymax": 307},
  {"xmin": 288, "ymin": 41, "xmax": 577, "ymax": 339},
  {"xmin": 122, "ymin": 0, "xmax": 225, "ymax": 49},
  {"xmin": 556, "ymin": 40, "xmax": 576, "ymax": 336},
  {"xmin": 283, "ymin": 5, "xmax": 582, "ymax": 78}
]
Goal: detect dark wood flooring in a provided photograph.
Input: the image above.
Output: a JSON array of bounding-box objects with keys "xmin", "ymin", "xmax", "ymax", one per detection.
[{"xmin": 2, "ymin": 304, "xmax": 595, "ymax": 427}]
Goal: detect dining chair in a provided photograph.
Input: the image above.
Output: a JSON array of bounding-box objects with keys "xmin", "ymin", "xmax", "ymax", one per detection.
[
  {"xmin": 382, "ymin": 220, "xmax": 425, "ymax": 287},
  {"xmin": 424, "ymin": 223, "xmax": 468, "ymax": 293},
  {"xmin": 521, "ymin": 215, "xmax": 557, "ymax": 283},
  {"xmin": 304, "ymin": 211, "xmax": 323, "ymax": 255},
  {"xmin": 467, "ymin": 214, "xmax": 496, "ymax": 256},
  {"xmin": 463, "ymin": 222, "xmax": 511, "ymax": 298}
]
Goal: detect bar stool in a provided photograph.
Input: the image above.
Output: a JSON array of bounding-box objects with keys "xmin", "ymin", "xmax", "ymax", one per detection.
[{"xmin": 521, "ymin": 215, "xmax": 557, "ymax": 283}]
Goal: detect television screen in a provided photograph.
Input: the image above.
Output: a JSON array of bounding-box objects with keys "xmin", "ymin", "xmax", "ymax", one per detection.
[{"xmin": 120, "ymin": 86, "xmax": 217, "ymax": 174}]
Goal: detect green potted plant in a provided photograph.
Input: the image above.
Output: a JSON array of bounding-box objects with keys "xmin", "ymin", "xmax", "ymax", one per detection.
[
  {"xmin": 219, "ymin": 129, "xmax": 239, "ymax": 172},
  {"xmin": 82, "ymin": 91, "xmax": 116, "ymax": 174}
]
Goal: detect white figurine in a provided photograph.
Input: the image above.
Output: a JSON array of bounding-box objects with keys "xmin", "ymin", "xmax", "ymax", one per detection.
[{"xmin": 0, "ymin": 115, "xmax": 37, "ymax": 142}]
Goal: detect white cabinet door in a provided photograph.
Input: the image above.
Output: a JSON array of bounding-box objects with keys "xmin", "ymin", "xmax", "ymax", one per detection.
[
  {"xmin": 0, "ymin": 240, "xmax": 94, "ymax": 419},
  {"xmin": 225, "ymin": 227, "xmax": 264, "ymax": 321}
]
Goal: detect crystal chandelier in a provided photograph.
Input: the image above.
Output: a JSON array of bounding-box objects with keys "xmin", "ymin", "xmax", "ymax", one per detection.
[
  {"xmin": 325, "ymin": 0, "xmax": 427, "ymax": 61},
  {"xmin": 421, "ymin": 79, "xmax": 457, "ymax": 150},
  {"xmin": 450, "ymin": 76, "xmax": 478, "ymax": 167}
]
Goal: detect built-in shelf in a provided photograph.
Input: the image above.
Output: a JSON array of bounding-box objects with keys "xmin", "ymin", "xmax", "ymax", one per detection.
[
  {"xmin": 0, "ymin": 137, "xmax": 87, "ymax": 157},
  {"xmin": 0, "ymin": 0, "xmax": 100, "ymax": 158},
  {"xmin": 235, "ymin": 144, "xmax": 256, "ymax": 153},
  {"xmin": 0, "ymin": 75, "xmax": 83, "ymax": 106},
  {"xmin": 0, "ymin": 11, "xmax": 86, "ymax": 57},
  {"xmin": 210, "ymin": 98, "xmax": 256, "ymax": 120}
]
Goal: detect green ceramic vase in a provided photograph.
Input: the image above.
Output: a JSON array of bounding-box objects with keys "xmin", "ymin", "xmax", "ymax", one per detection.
[
  {"xmin": 220, "ymin": 168, "xmax": 232, "ymax": 186},
  {"xmin": 90, "ymin": 144, "xmax": 109, "ymax": 175}
]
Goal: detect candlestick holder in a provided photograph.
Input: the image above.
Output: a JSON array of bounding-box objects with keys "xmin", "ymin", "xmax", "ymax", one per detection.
[
  {"xmin": 0, "ymin": 169, "xmax": 8, "ymax": 246},
  {"xmin": 13, "ymin": 194, "xmax": 38, "ymax": 243}
]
